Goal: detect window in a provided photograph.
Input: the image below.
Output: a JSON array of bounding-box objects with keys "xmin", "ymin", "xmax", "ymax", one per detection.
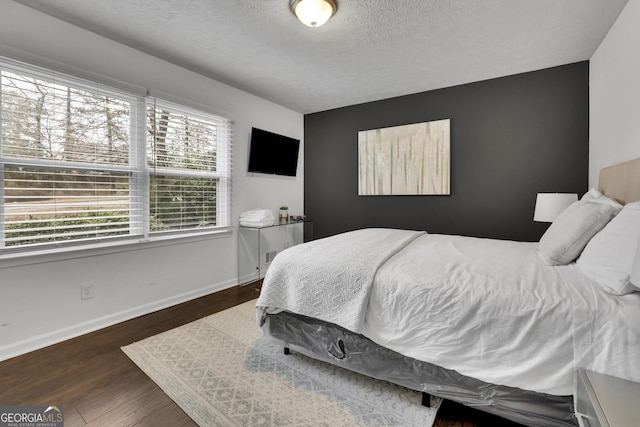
[
  {"xmin": 147, "ymin": 99, "xmax": 231, "ymax": 233},
  {"xmin": 0, "ymin": 56, "xmax": 232, "ymax": 255}
]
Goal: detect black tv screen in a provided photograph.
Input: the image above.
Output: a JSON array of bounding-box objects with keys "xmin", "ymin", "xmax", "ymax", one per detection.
[{"xmin": 248, "ymin": 127, "xmax": 300, "ymax": 177}]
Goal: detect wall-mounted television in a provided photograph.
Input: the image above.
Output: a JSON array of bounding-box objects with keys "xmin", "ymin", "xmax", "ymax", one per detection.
[{"xmin": 248, "ymin": 127, "xmax": 300, "ymax": 177}]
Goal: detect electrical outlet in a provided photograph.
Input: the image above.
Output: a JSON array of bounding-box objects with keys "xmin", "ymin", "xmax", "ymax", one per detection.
[{"xmin": 80, "ymin": 283, "xmax": 95, "ymax": 300}]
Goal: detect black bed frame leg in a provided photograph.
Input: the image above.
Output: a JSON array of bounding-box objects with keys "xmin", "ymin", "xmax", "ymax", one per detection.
[
  {"xmin": 421, "ymin": 392, "xmax": 431, "ymax": 408},
  {"xmin": 283, "ymin": 346, "xmax": 290, "ymax": 355}
]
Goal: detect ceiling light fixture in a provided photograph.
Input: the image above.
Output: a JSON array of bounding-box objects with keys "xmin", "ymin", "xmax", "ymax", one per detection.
[{"xmin": 290, "ymin": 0, "xmax": 337, "ymax": 28}]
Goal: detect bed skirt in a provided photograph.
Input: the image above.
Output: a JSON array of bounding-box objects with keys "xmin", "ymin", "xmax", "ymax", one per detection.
[{"xmin": 263, "ymin": 311, "xmax": 577, "ymax": 427}]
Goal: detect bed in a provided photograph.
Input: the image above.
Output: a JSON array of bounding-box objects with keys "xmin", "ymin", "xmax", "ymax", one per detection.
[{"xmin": 255, "ymin": 157, "xmax": 640, "ymax": 427}]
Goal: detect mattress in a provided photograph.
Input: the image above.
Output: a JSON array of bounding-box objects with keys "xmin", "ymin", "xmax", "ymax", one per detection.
[{"xmin": 256, "ymin": 228, "xmax": 640, "ymax": 414}]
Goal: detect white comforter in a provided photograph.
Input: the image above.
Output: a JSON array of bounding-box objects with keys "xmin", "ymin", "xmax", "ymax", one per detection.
[
  {"xmin": 257, "ymin": 228, "xmax": 425, "ymax": 332},
  {"xmin": 257, "ymin": 229, "xmax": 640, "ymax": 396}
]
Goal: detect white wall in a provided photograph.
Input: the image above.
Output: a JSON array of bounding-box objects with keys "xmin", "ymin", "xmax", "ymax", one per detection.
[
  {"xmin": 590, "ymin": 0, "xmax": 640, "ymax": 188},
  {"xmin": 0, "ymin": 2, "xmax": 303, "ymax": 361}
]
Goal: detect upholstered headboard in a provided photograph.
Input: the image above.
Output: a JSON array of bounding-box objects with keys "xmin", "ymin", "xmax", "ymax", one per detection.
[{"xmin": 598, "ymin": 157, "xmax": 640, "ymax": 205}]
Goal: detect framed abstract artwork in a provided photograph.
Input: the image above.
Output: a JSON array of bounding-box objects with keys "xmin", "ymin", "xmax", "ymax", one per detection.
[{"xmin": 358, "ymin": 119, "xmax": 450, "ymax": 196}]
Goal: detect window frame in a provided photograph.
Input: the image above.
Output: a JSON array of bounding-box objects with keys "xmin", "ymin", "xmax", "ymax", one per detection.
[{"xmin": 0, "ymin": 56, "xmax": 233, "ymax": 265}]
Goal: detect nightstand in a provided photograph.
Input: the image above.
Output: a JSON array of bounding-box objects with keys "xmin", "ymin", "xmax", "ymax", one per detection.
[{"xmin": 575, "ymin": 368, "xmax": 640, "ymax": 427}]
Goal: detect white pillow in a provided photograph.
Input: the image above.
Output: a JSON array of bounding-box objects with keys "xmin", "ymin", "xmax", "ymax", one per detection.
[
  {"xmin": 538, "ymin": 200, "xmax": 621, "ymax": 265},
  {"xmin": 577, "ymin": 201, "xmax": 640, "ymax": 295},
  {"xmin": 581, "ymin": 188, "xmax": 622, "ymax": 208}
]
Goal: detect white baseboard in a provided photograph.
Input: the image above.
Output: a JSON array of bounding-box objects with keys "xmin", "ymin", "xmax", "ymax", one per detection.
[
  {"xmin": 0, "ymin": 278, "xmax": 239, "ymax": 362},
  {"xmin": 238, "ymin": 272, "xmax": 263, "ymax": 285}
]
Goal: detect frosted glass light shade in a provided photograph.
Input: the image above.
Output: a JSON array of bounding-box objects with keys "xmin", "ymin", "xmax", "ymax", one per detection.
[
  {"xmin": 534, "ymin": 193, "xmax": 578, "ymax": 222},
  {"xmin": 291, "ymin": 0, "xmax": 337, "ymax": 27}
]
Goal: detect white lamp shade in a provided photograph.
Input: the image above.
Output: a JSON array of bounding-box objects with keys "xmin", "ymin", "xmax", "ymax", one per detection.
[
  {"xmin": 534, "ymin": 193, "xmax": 578, "ymax": 222},
  {"xmin": 292, "ymin": 0, "xmax": 336, "ymax": 27}
]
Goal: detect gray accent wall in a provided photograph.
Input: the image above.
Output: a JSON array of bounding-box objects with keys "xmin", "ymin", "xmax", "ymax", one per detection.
[{"xmin": 304, "ymin": 62, "xmax": 589, "ymax": 242}]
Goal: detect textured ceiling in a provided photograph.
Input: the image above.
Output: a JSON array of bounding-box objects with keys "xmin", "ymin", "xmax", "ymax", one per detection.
[{"xmin": 15, "ymin": 0, "xmax": 629, "ymax": 114}]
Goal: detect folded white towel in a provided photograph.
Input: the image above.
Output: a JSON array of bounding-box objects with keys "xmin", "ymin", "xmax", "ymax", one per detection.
[
  {"xmin": 240, "ymin": 218, "xmax": 275, "ymax": 227},
  {"xmin": 240, "ymin": 209, "xmax": 274, "ymax": 221},
  {"xmin": 240, "ymin": 208, "xmax": 273, "ymax": 218},
  {"xmin": 240, "ymin": 208, "xmax": 276, "ymax": 227},
  {"xmin": 241, "ymin": 215, "xmax": 271, "ymax": 221}
]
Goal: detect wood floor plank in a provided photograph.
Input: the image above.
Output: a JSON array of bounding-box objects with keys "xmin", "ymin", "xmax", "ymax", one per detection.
[
  {"xmin": 83, "ymin": 388, "xmax": 174, "ymax": 427},
  {"xmin": 0, "ymin": 282, "xmax": 522, "ymax": 426},
  {"xmin": 61, "ymin": 405, "xmax": 86, "ymax": 427},
  {"xmin": 75, "ymin": 374, "xmax": 161, "ymax": 423}
]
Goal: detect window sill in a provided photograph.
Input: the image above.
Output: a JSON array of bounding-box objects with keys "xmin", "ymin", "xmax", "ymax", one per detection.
[{"xmin": 0, "ymin": 228, "xmax": 233, "ymax": 269}]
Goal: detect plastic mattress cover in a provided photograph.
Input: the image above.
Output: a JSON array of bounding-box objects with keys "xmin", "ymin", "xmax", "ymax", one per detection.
[{"xmin": 262, "ymin": 311, "xmax": 577, "ymax": 427}]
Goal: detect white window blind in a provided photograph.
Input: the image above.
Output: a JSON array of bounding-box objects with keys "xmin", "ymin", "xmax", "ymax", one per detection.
[
  {"xmin": 0, "ymin": 56, "xmax": 232, "ymax": 254},
  {"xmin": 147, "ymin": 98, "xmax": 232, "ymax": 234}
]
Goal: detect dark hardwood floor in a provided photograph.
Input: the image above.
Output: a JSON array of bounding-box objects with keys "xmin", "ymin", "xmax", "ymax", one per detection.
[{"xmin": 0, "ymin": 282, "xmax": 522, "ymax": 426}]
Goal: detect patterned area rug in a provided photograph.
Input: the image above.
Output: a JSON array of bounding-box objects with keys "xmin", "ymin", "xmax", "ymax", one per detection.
[{"xmin": 122, "ymin": 299, "xmax": 441, "ymax": 426}]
